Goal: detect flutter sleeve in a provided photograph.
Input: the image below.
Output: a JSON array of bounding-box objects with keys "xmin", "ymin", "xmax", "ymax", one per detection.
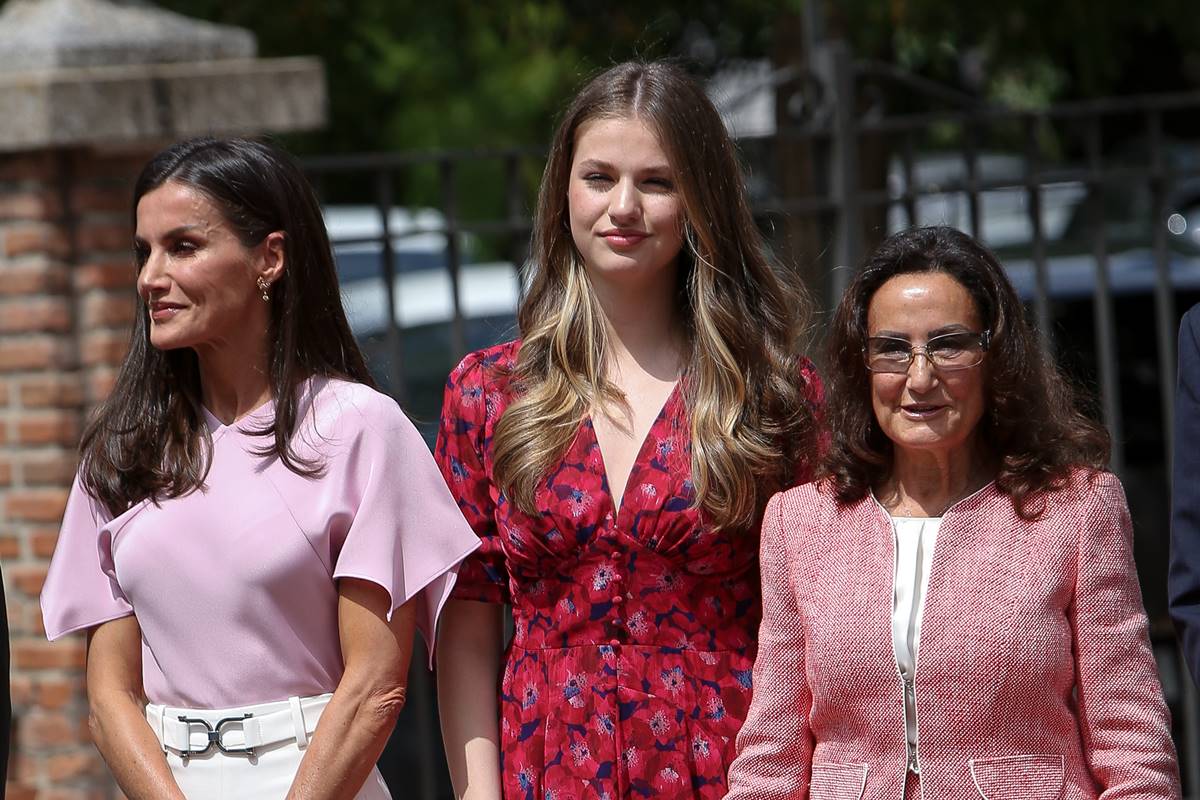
[
  {"xmin": 41, "ymin": 475, "xmax": 133, "ymax": 640},
  {"xmin": 434, "ymin": 352, "xmax": 510, "ymax": 604},
  {"xmin": 328, "ymin": 391, "xmax": 480, "ymax": 666}
]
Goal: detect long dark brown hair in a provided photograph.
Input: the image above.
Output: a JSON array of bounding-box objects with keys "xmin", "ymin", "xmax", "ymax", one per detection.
[
  {"xmin": 80, "ymin": 137, "xmax": 373, "ymax": 517},
  {"xmin": 492, "ymin": 60, "xmax": 820, "ymax": 531},
  {"xmin": 823, "ymin": 225, "xmax": 1110, "ymax": 519}
]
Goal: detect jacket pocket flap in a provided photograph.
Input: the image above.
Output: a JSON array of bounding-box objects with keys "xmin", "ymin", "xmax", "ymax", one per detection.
[
  {"xmin": 811, "ymin": 762, "xmax": 868, "ymax": 800},
  {"xmin": 970, "ymin": 754, "xmax": 1065, "ymax": 800}
]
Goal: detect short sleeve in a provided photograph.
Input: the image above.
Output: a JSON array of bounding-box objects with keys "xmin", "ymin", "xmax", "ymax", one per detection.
[
  {"xmin": 41, "ymin": 475, "xmax": 133, "ymax": 640},
  {"xmin": 434, "ymin": 352, "xmax": 510, "ymax": 604},
  {"xmin": 328, "ymin": 393, "xmax": 481, "ymax": 667}
]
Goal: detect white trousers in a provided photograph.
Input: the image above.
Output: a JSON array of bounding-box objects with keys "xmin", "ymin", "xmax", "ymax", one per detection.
[{"xmin": 146, "ymin": 694, "xmax": 392, "ymax": 800}]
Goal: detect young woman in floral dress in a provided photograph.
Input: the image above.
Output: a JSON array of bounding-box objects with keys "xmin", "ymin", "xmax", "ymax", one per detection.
[{"xmin": 434, "ymin": 61, "xmax": 823, "ymax": 800}]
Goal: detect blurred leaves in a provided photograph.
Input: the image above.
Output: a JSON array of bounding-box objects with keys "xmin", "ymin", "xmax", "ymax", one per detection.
[
  {"xmin": 833, "ymin": 0, "xmax": 1200, "ymax": 108},
  {"xmin": 150, "ymin": 0, "xmax": 780, "ymax": 156}
]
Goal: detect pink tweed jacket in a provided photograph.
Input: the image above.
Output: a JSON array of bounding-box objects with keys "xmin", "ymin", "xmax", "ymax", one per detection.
[{"xmin": 725, "ymin": 470, "xmax": 1180, "ymax": 800}]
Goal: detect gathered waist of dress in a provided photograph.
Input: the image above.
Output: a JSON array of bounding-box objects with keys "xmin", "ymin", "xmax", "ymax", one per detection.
[
  {"xmin": 507, "ymin": 639, "xmax": 755, "ymax": 655},
  {"xmin": 509, "ymin": 591, "xmax": 762, "ymax": 653},
  {"xmin": 508, "ymin": 625, "xmax": 760, "ymax": 652}
]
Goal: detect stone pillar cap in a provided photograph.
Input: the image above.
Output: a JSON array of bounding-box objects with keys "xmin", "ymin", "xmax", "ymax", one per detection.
[{"xmin": 0, "ymin": 0, "xmax": 256, "ymax": 72}]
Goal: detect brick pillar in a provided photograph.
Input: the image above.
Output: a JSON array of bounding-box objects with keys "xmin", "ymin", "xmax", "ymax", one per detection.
[{"xmin": 1, "ymin": 147, "xmax": 152, "ymax": 797}]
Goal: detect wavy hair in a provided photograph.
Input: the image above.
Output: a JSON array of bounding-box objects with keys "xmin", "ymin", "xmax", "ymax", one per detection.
[
  {"xmin": 492, "ymin": 61, "xmax": 819, "ymax": 531},
  {"xmin": 80, "ymin": 137, "xmax": 373, "ymax": 517},
  {"xmin": 822, "ymin": 225, "xmax": 1110, "ymax": 519}
]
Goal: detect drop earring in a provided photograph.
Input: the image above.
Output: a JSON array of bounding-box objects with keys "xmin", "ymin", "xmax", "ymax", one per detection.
[{"xmin": 256, "ymin": 277, "xmax": 270, "ymax": 302}]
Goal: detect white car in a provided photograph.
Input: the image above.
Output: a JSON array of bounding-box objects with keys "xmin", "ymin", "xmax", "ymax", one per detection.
[{"xmin": 323, "ymin": 205, "xmax": 521, "ymax": 337}]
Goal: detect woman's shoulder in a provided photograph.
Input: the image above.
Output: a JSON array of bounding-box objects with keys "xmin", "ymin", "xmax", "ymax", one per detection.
[
  {"xmin": 769, "ymin": 478, "xmax": 870, "ymax": 527},
  {"xmin": 442, "ymin": 341, "xmax": 521, "ymax": 421},
  {"xmin": 304, "ymin": 376, "xmax": 412, "ymax": 438},
  {"xmin": 970, "ymin": 466, "xmax": 1125, "ymax": 528},
  {"xmin": 1047, "ymin": 466, "xmax": 1126, "ymax": 513},
  {"xmin": 760, "ymin": 480, "xmax": 875, "ymax": 576},
  {"xmin": 448, "ymin": 340, "xmax": 520, "ymax": 388}
]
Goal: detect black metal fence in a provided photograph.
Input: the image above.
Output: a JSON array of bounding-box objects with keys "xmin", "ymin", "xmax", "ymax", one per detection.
[{"xmin": 304, "ymin": 70, "xmax": 1200, "ymax": 798}]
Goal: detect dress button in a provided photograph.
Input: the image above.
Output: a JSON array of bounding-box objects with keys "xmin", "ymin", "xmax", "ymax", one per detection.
[
  {"xmin": 609, "ymin": 638, "xmax": 620, "ymax": 647},
  {"xmin": 613, "ymin": 594, "xmax": 625, "ymax": 605}
]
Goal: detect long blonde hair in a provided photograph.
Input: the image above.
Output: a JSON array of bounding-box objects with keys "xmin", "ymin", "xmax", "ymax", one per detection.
[{"xmin": 493, "ymin": 61, "xmax": 818, "ymax": 531}]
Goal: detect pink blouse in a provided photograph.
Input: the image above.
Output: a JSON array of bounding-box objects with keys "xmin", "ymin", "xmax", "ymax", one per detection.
[{"xmin": 41, "ymin": 377, "xmax": 479, "ymax": 708}]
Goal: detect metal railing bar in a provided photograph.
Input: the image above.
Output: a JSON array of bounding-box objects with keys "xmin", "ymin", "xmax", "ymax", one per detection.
[
  {"xmin": 441, "ymin": 158, "xmax": 467, "ymax": 357},
  {"xmin": 505, "ymin": 153, "xmax": 531, "ymax": 302},
  {"xmin": 964, "ymin": 121, "xmax": 982, "ymax": 238},
  {"xmin": 828, "ymin": 40, "xmax": 861, "ymax": 306},
  {"xmin": 840, "ymin": 165, "xmax": 1200, "ymax": 207},
  {"xmin": 373, "ymin": 171, "xmax": 406, "ymax": 404},
  {"xmin": 327, "ymin": 219, "xmax": 535, "ymax": 250},
  {"xmin": 1037, "ymin": 165, "xmax": 1200, "ymax": 185},
  {"xmin": 405, "ymin": 656, "xmax": 439, "ymax": 800},
  {"xmin": 902, "ymin": 131, "xmax": 918, "ymax": 227},
  {"xmin": 303, "ymin": 145, "xmax": 545, "ymax": 172},
  {"xmin": 853, "ymin": 59, "xmax": 985, "ymax": 109},
  {"xmin": 1085, "ymin": 116, "xmax": 1124, "ymax": 473},
  {"xmin": 837, "ymin": 89, "xmax": 1200, "ymax": 133},
  {"xmin": 753, "ymin": 197, "xmax": 842, "ymax": 216},
  {"xmin": 1024, "ymin": 116, "xmax": 1054, "ymax": 354},
  {"xmin": 1148, "ymin": 110, "xmax": 1178, "ymax": 476}
]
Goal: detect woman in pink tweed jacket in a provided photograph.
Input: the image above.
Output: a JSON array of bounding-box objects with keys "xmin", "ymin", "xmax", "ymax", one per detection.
[{"xmin": 726, "ymin": 226, "xmax": 1180, "ymax": 800}]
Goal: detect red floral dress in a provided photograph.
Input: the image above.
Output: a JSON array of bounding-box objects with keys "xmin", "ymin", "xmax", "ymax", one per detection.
[{"xmin": 435, "ymin": 341, "xmax": 821, "ymax": 800}]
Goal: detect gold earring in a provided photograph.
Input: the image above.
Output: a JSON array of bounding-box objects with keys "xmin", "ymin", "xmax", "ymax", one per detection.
[{"xmin": 256, "ymin": 277, "xmax": 270, "ymax": 302}]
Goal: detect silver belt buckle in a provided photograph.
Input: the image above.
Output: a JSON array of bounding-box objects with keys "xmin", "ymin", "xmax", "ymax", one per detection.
[{"xmin": 177, "ymin": 713, "xmax": 256, "ymax": 759}]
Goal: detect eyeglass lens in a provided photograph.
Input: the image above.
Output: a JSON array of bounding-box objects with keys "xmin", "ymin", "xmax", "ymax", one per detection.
[{"xmin": 865, "ymin": 332, "xmax": 986, "ymax": 373}]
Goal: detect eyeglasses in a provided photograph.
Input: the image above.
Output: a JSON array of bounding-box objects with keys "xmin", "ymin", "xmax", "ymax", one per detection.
[{"xmin": 863, "ymin": 330, "xmax": 991, "ymax": 374}]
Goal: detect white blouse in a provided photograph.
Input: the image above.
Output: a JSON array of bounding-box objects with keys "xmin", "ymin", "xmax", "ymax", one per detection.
[{"xmin": 890, "ymin": 515, "xmax": 942, "ymax": 765}]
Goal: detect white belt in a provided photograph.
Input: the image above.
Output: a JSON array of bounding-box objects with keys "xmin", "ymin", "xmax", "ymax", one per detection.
[{"xmin": 146, "ymin": 693, "xmax": 332, "ymax": 758}]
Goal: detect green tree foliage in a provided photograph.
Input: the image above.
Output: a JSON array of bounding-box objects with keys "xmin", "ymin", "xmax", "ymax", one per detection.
[
  {"xmin": 154, "ymin": 0, "xmax": 780, "ymax": 154},
  {"xmin": 831, "ymin": 0, "xmax": 1200, "ymax": 108}
]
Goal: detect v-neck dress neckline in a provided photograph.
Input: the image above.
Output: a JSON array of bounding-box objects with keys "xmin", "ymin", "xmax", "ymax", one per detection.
[
  {"xmin": 586, "ymin": 379, "xmax": 682, "ymax": 520},
  {"xmin": 200, "ymin": 394, "xmax": 277, "ymax": 440}
]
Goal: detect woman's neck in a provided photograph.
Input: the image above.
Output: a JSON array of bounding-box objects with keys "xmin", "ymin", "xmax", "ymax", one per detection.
[
  {"xmin": 194, "ymin": 335, "xmax": 273, "ymax": 424},
  {"xmin": 880, "ymin": 440, "xmax": 992, "ymax": 517},
  {"xmin": 590, "ymin": 266, "xmax": 682, "ymax": 382}
]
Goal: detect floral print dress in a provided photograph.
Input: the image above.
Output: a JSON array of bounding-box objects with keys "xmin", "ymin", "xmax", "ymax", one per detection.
[{"xmin": 435, "ymin": 341, "xmax": 820, "ymax": 800}]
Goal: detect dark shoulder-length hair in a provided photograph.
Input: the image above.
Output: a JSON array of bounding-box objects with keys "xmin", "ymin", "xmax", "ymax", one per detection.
[
  {"xmin": 492, "ymin": 60, "xmax": 818, "ymax": 531},
  {"xmin": 80, "ymin": 137, "xmax": 373, "ymax": 518},
  {"xmin": 823, "ymin": 225, "xmax": 1110, "ymax": 519}
]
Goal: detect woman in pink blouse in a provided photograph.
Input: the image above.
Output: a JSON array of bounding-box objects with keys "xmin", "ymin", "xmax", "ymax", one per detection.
[
  {"xmin": 434, "ymin": 62, "xmax": 823, "ymax": 800},
  {"xmin": 40, "ymin": 138, "xmax": 479, "ymax": 799},
  {"xmin": 725, "ymin": 226, "xmax": 1180, "ymax": 800}
]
